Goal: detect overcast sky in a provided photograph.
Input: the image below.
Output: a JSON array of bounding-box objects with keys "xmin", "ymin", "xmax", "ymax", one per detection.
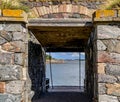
[{"xmin": 46, "ymin": 52, "xmax": 85, "ymax": 60}]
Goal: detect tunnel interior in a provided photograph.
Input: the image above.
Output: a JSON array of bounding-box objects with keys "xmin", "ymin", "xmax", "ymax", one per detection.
[{"xmin": 28, "ymin": 19, "xmax": 95, "ymax": 102}]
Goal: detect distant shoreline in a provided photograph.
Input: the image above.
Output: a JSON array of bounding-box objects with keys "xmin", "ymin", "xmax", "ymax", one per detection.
[{"xmin": 46, "ymin": 59, "xmax": 65, "ymax": 64}]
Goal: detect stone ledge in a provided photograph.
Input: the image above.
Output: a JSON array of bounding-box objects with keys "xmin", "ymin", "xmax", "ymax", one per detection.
[
  {"xmin": 94, "ymin": 17, "xmax": 120, "ymax": 23},
  {"xmin": 0, "ymin": 17, "xmax": 27, "ymax": 23}
]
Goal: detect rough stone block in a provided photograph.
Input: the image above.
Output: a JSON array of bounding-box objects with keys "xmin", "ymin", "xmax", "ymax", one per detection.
[
  {"xmin": 0, "ymin": 37, "xmax": 7, "ymax": 45},
  {"xmin": 98, "ymin": 51, "xmax": 110, "ymax": 63},
  {"xmin": 102, "ymin": 40, "xmax": 118, "ymax": 53},
  {"xmin": 49, "ymin": 5, "xmax": 53, "ymax": 14},
  {"xmin": 109, "ymin": 53, "xmax": 120, "ymax": 63},
  {"xmin": 97, "ymin": 63, "xmax": 105, "ymax": 74},
  {"xmin": 106, "ymin": 83, "xmax": 120, "ymax": 96},
  {"xmin": 59, "ymin": 5, "xmax": 64, "ymax": 13},
  {"xmin": 115, "ymin": 42, "xmax": 120, "ymax": 54},
  {"xmin": 97, "ymin": 25, "xmax": 120, "ymax": 39},
  {"xmin": 52, "ymin": 5, "xmax": 58, "ymax": 13},
  {"xmin": 0, "ymin": 94, "xmax": 22, "ymax": 102},
  {"xmin": 3, "ymin": 9, "xmax": 27, "ymax": 18},
  {"xmin": 37, "ymin": 7, "xmax": 44, "ymax": 16},
  {"xmin": 0, "ymin": 24, "xmax": 3, "ymax": 30},
  {"xmin": 66, "ymin": 4, "xmax": 72, "ymax": 13},
  {"xmin": 95, "ymin": 10, "xmax": 116, "ymax": 19},
  {"xmin": 31, "ymin": 7, "xmax": 39, "ymax": 18},
  {"xmin": 98, "ymin": 83, "xmax": 106, "ymax": 94},
  {"xmin": 0, "ymin": 82, "xmax": 5, "ymax": 93},
  {"xmin": 62, "ymin": 3, "xmax": 66, "ymax": 13},
  {"xmin": 117, "ymin": 76, "xmax": 120, "ymax": 83},
  {"xmin": 98, "ymin": 51, "xmax": 120, "ymax": 64},
  {"xmin": 99, "ymin": 95, "xmax": 119, "ymax": 102},
  {"xmin": 6, "ymin": 81, "xmax": 24, "ymax": 94},
  {"xmin": 0, "ymin": 52, "xmax": 14, "ymax": 65},
  {"xmin": 0, "ymin": 30, "xmax": 12, "ymax": 41},
  {"xmin": 97, "ymin": 40, "xmax": 106, "ymax": 51},
  {"xmin": 4, "ymin": 24, "xmax": 23, "ymax": 32},
  {"xmin": 106, "ymin": 64, "xmax": 120, "ymax": 76},
  {"xmin": 98, "ymin": 74, "xmax": 117, "ymax": 83},
  {"xmin": 0, "ymin": 65, "xmax": 22, "ymax": 81},
  {"xmin": 72, "ymin": 5, "xmax": 79, "ymax": 13},
  {"xmin": 15, "ymin": 53, "xmax": 24, "ymax": 65},
  {"xmin": 22, "ymin": 68, "xmax": 27, "ymax": 80},
  {"xmin": 13, "ymin": 32, "xmax": 25, "ymax": 41},
  {"xmin": 2, "ymin": 41, "xmax": 25, "ymax": 52}
]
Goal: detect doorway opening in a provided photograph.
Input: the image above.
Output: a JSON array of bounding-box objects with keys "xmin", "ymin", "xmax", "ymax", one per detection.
[
  {"xmin": 46, "ymin": 52, "xmax": 85, "ymax": 92},
  {"xmin": 28, "ymin": 19, "xmax": 94, "ymax": 102}
]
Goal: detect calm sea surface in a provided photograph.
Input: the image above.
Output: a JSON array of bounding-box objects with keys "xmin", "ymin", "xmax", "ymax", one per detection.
[{"xmin": 46, "ymin": 60, "xmax": 85, "ymax": 86}]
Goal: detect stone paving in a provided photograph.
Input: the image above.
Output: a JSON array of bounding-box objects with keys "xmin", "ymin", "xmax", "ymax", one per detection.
[{"xmin": 33, "ymin": 92, "xmax": 91, "ymax": 102}]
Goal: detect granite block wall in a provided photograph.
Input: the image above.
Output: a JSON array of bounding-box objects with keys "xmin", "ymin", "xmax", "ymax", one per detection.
[
  {"xmin": 95, "ymin": 25, "xmax": 120, "ymax": 102},
  {"xmin": 0, "ymin": 22, "xmax": 32, "ymax": 102}
]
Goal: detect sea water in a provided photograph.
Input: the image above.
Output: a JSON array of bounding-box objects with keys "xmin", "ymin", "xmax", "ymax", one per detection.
[{"xmin": 46, "ymin": 60, "xmax": 85, "ymax": 87}]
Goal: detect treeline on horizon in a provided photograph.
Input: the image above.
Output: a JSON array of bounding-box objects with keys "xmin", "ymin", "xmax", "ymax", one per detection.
[{"xmin": 46, "ymin": 54, "xmax": 56, "ymax": 60}]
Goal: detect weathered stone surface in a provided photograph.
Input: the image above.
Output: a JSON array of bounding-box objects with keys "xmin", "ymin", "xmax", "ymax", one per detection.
[
  {"xmin": 4, "ymin": 24, "xmax": 23, "ymax": 32},
  {"xmin": 0, "ymin": 65, "xmax": 22, "ymax": 81},
  {"xmin": 13, "ymin": 32, "xmax": 25, "ymax": 41},
  {"xmin": 110, "ymin": 53, "xmax": 120, "ymax": 63},
  {"xmin": 15, "ymin": 53, "xmax": 24, "ymax": 65},
  {"xmin": 0, "ymin": 52, "xmax": 14, "ymax": 65},
  {"xmin": 2, "ymin": 41, "xmax": 25, "ymax": 52},
  {"xmin": 118, "ymin": 97, "xmax": 120, "ymax": 102},
  {"xmin": 24, "ymin": 55, "xmax": 28, "ymax": 67},
  {"xmin": 0, "ymin": 10, "xmax": 1, "ymax": 16},
  {"xmin": 98, "ymin": 51, "xmax": 111, "ymax": 63},
  {"xmin": 22, "ymin": 68, "xmax": 27, "ymax": 80},
  {"xmin": 115, "ymin": 42, "xmax": 120, "ymax": 54},
  {"xmin": 98, "ymin": 51, "xmax": 120, "ymax": 64},
  {"xmin": 98, "ymin": 83, "xmax": 106, "ymax": 94},
  {"xmin": 97, "ymin": 40, "xmax": 106, "ymax": 51},
  {"xmin": 97, "ymin": 25, "xmax": 120, "ymax": 39},
  {"xmin": 98, "ymin": 74, "xmax": 117, "ymax": 83},
  {"xmin": 102, "ymin": 40, "xmax": 118, "ymax": 52},
  {"xmin": 106, "ymin": 83, "xmax": 120, "ymax": 96},
  {"xmin": 106, "ymin": 64, "xmax": 120, "ymax": 76},
  {"xmin": 6, "ymin": 81, "xmax": 24, "ymax": 94},
  {"xmin": 0, "ymin": 30, "xmax": 12, "ymax": 41},
  {"xmin": 0, "ymin": 82, "xmax": 5, "ymax": 93},
  {"xmin": 0, "ymin": 37, "xmax": 6, "ymax": 45},
  {"xmin": 98, "ymin": 63, "xmax": 105, "ymax": 74},
  {"xmin": 99, "ymin": 95, "xmax": 119, "ymax": 102},
  {"xmin": 0, "ymin": 24, "xmax": 3, "ymax": 30},
  {"xmin": 0, "ymin": 94, "xmax": 22, "ymax": 102},
  {"xmin": 118, "ymin": 76, "xmax": 120, "ymax": 83}
]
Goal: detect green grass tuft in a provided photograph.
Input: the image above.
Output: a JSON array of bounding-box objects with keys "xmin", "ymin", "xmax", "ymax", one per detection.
[{"xmin": 0, "ymin": 0, "xmax": 30, "ymax": 12}]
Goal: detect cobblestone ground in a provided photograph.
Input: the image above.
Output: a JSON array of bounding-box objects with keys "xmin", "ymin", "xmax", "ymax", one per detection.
[{"xmin": 33, "ymin": 92, "xmax": 91, "ymax": 102}]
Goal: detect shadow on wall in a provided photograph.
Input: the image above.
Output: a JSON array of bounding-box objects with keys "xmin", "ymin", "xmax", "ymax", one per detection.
[{"xmin": 28, "ymin": 41, "xmax": 46, "ymax": 100}]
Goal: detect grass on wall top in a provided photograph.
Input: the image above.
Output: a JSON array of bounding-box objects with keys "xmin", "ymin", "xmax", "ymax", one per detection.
[
  {"xmin": 101, "ymin": 0, "xmax": 120, "ymax": 9},
  {"xmin": 0, "ymin": 0, "xmax": 29, "ymax": 12}
]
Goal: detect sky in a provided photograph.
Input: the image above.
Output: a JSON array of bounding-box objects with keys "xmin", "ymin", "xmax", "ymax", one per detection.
[{"xmin": 46, "ymin": 52, "xmax": 85, "ymax": 60}]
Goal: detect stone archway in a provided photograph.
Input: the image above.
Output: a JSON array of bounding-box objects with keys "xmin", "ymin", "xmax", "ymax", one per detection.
[{"xmin": 0, "ymin": 3, "xmax": 120, "ymax": 102}]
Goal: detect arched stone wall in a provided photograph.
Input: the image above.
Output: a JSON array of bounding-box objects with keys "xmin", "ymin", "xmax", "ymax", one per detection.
[
  {"xmin": 27, "ymin": 0, "xmax": 97, "ymax": 18},
  {"xmin": 32, "ymin": 4, "xmax": 95, "ymax": 18}
]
